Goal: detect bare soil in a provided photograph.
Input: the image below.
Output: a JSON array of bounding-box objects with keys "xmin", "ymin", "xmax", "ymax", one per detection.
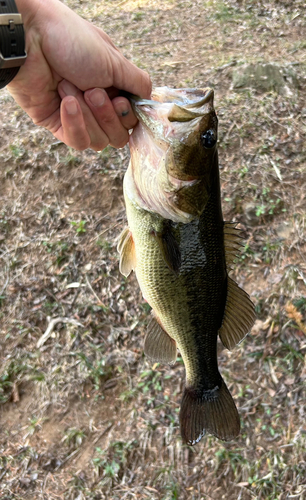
[{"xmin": 0, "ymin": 1, "xmax": 306, "ymax": 499}]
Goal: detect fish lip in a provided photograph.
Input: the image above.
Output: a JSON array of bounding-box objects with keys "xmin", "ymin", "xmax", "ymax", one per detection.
[{"xmin": 123, "ymin": 88, "xmax": 214, "ymax": 115}]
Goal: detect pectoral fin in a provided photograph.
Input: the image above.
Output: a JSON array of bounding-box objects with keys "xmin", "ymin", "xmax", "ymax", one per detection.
[
  {"xmin": 219, "ymin": 277, "xmax": 256, "ymax": 350},
  {"xmin": 144, "ymin": 313, "xmax": 177, "ymax": 365},
  {"xmin": 152, "ymin": 224, "xmax": 181, "ymax": 274},
  {"xmin": 117, "ymin": 227, "xmax": 136, "ymax": 277}
]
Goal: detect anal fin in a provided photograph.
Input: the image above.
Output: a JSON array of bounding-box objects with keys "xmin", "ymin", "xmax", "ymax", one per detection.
[
  {"xmin": 117, "ymin": 227, "xmax": 136, "ymax": 277},
  {"xmin": 144, "ymin": 313, "xmax": 177, "ymax": 365},
  {"xmin": 219, "ymin": 277, "xmax": 256, "ymax": 350}
]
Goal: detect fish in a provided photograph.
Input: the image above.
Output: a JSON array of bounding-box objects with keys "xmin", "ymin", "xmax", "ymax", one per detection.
[{"xmin": 117, "ymin": 87, "xmax": 256, "ymax": 445}]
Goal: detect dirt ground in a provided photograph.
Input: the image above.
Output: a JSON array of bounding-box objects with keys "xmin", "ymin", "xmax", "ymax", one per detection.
[{"xmin": 0, "ymin": 0, "xmax": 306, "ymax": 499}]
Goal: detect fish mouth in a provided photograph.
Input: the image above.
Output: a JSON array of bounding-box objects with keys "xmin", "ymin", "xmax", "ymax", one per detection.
[
  {"xmin": 125, "ymin": 87, "xmax": 217, "ymax": 222},
  {"xmin": 125, "ymin": 87, "xmax": 214, "ymax": 123}
]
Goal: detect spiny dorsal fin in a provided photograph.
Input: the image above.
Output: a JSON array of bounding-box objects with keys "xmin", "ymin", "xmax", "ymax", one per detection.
[
  {"xmin": 144, "ymin": 313, "xmax": 177, "ymax": 365},
  {"xmin": 117, "ymin": 227, "xmax": 136, "ymax": 277},
  {"xmin": 218, "ymin": 277, "xmax": 256, "ymax": 350},
  {"xmin": 152, "ymin": 225, "xmax": 181, "ymax": 275},
  {"xmin": 224, "ymin": 222, "xmax": 244, "ymax": 267}
]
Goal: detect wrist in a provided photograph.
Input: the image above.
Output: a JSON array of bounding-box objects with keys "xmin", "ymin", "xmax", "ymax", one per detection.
[
  {"xmin": 0, "ymin": 0, "xmax": 27, "ymax": 88},
  {"xmin": 14, "ymin": 0, "xmax": 41, "ymax": 32}
]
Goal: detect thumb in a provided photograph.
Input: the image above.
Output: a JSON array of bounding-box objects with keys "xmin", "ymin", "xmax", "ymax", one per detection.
[{"xmin": 115, "ymin": 57, "xmax": 152, "ymax": 99}]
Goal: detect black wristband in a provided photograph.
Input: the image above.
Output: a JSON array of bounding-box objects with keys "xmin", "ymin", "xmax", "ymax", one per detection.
[{"xmin": 0, "ymin": 0, "xmax": 27, "ymax": 89}]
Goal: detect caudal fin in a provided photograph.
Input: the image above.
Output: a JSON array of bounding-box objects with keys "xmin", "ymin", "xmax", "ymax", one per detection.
[{"xmin": 179, "ymin": 379, "xmax": 240, "ymax": 445}]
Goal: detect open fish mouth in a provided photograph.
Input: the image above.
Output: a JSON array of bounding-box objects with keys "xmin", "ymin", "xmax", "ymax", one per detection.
[
  {"xmin": 124, "ymin": 87, "xmax": 219, "ymax": 222},
  {"xmin": 126, "ymin": 87, "xmax": 215, "ymax": 124},
  {"xmin": 124, "ymin": 87, "xmax": 213, "ymax": 107}
]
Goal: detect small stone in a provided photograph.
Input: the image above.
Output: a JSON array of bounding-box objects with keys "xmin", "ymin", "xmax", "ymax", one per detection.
[{"xmin": 232, "ymin": 62, "xmax": 299, "ymax": 95}]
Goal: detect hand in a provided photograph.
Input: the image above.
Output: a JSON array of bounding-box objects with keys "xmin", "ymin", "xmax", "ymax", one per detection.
[{"xmin": 8, "ymin": 0, "xmax": 152, "ymax": 151}]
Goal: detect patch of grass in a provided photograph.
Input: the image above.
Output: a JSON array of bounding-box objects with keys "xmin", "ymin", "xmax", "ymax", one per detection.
[
  {"xmin": 60, "ymin": 149, "xmax": 81, "ymax": 166},
  {"xmin": 96, "ymin": 238, "xmax": 112, "ymax": 250},
  {"xmin": 76, "ymin": 351, "xmax": 112, "ymax": 390},
  {"xmin": 43, "ymin": 240, "xmax": 72, "ymax": 267},
  {"xmin": 9, "ymin": 143, "xmax": 27, "ymax": 160},
  {"xmin": 62, "ymin": 427, "xmax": 86, "ymax": 449},
  {"xmin": 0, "ymin": 359, "xmax": 30, "ymax": 403},
  {"xmin": 93, "ymin": 440, "xmax": 138, "ymax": 485}
]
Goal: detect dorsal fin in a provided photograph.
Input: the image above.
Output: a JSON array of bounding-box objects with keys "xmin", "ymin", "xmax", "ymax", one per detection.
[
  {"xmin": 218, "ymin": 277, "xmax": 256, "ymax": 350},
  {"xmin": 144, "ymin": 313, "xmax": 177, "ymax": 365},
  {"xmin": 224, "ymin": 222, "xmax": 244, "ymax": 267},
  {"xmin": 117, "ymin": 227, "xmax": 136, "ymax": 277}
]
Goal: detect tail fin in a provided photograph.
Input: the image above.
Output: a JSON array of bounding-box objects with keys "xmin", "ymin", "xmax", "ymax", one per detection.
[{"xmin": 180, "ymin": 379, "xmax": 240, "ymax": 445}]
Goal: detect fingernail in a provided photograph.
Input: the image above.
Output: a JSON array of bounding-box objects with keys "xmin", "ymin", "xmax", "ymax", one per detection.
[
  {"xmin": 61, "ymin": 80, "xmax": 77, "ymax": 97},
  {"xmin": 65, "ymin": 97, "xmax": 78, "ymax": 115},
  {"xmin": 88, "ymin": 88, "xmax": 105, "ymax": 107},
  {"xmin": 115, "ymin": 106, "xmax": 129, "ymax": 117}
]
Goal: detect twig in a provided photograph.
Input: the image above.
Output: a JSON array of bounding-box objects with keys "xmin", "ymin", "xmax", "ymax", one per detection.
[
  {"xmin": 216, "ymin": 60, "xmax": 237, "ymax": 71},
  {"xmin": 92, "ymin": 423, "xmax": 114, "ymax": 445},
  {"xmin": 85, "ymin": 274, "xmax": 106, "ymax": 307},
  {"xmin": 37, "ymin": 317, "xmax": 84, "ymax": 348},
  {"xmin": 0, "ymin": 265, "xmax": 9, "ymax": 296},
  {"xmin": 269, "ymin": 157, "xmax": 283, "ymax": 182}
]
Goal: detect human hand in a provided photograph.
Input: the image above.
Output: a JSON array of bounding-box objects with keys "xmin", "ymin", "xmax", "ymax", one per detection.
[{"xmin": 8, "ymin": 0, "xmax": 152, "ymax": 151}]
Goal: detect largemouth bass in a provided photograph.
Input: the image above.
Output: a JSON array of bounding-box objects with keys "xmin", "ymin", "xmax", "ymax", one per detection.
[{"xmin": 118, "ymin": 87, "xmax": 255, "ymax": 445}]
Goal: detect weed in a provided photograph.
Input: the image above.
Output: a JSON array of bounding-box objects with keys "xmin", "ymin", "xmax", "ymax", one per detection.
[
  {"xmin": 0, "ymin": 210, "xmax": 10, "ymax": 234},
  {"xmin": 60, "ymin": 149, "xmax": 80, "ymax": 166},
  {"xmin": 0, "ymin": 359, "xmax": 29, "ymax": 403},
  {"xmin": 26, "ymin": 416, "xmax": 47, "ymax": 436},
  {"xmin": 215, "ymin": 448, "xmax": 247, "ymax": 477},
  {"xmin": 76, "ymin": 352, "xmax": 111, "ymax": 390},
  {"xmin": 237, "ymin": 243, "xmax": 254, "ymax": 263},
  {"xmin": 119, "ymin": 387, "xmax": 138, "ymax": 403},
  {"xmin": 98, "ymin": 145, "xmax": 112, "ymax": 160},
  {"xmin": 9, "ymin": 143, "xmax": 26, "ymax": 160},
  {"xmin": 138, "ymin": 368, "xmax": 162, "ymax": 394},
  {"xmin": 93, "ymin": 440, "xmax": 138, "ymax": 484},
  {"xmin": 262, "ymin": 240, "xmax": 282, "ymax": 264},
  {"xmin": 42, "ymin": 240, "xmax": 71, "ymax": 266},
  {"xmin": 96, "ymin": 238, "xmax": 111, "ymax": 250},
  {"xmin": 132, "ymin": 11, "xmax": 144, "ymax": 22},
  {"xmin": 62, "ymin": 427, "xmax": 86, "ymax": 448},
  {"xmin": 71, "ymin": 220, "xmax": 87, "ymax": 234}
]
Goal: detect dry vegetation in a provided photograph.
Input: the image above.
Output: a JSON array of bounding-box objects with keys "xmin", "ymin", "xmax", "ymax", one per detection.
[{"xmin": 0, "ymin": 0, "xmax": 306, "ymax": 498}]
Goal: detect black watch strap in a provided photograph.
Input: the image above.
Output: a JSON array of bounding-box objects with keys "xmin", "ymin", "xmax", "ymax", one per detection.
[{"xmin": 0, "ymin": 0, "xmax": 27, "ymax": 89}]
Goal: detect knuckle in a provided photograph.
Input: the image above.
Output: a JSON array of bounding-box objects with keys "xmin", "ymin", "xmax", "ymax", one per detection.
[{"xmin": 68, "ymin": 134, "xmax": 91, "ymax": 151}]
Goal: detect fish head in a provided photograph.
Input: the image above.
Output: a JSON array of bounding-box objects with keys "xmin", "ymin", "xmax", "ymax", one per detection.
[{"xmin": 128, "ymin": 87, "xmax": 218, "ymax": 222}]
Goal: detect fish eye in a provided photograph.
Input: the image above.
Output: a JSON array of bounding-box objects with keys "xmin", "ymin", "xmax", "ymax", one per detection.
[{"xmin": 201, "ymin": 129, "xmax": 217, "ymax": 149}]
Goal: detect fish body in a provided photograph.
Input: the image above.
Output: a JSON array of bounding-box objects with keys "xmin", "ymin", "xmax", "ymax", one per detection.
[{"xmin": 118, "ymin": 88, "xmax": 255, "ymax": 445}]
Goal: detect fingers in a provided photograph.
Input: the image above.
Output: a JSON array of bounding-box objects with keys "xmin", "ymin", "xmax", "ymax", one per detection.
[
  {"xmin": 59, "ymin": 80, "xmax": 110, "ymax": 151},
  {"xmin": 112, "ymin": 96, "xmax": 138, "ymax": 130},
  {"xmin": 58, "ymin": 80, "xmax": 137, "ymax": 151},
  {"xmin": 84, "ymin": 89, "xmax": 137, "ymax": 147},
  {"xmin": 60, "ymin": 96, "xmax": 91, "ymax": 150}
]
